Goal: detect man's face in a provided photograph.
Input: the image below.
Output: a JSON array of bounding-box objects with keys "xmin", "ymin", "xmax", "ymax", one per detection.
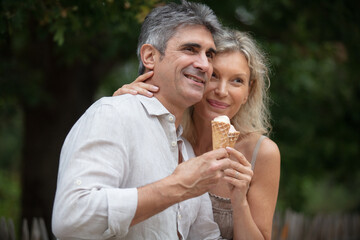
[{"xmin": 154, "ymin": 25, "xmax": 216, "ymax": 110}]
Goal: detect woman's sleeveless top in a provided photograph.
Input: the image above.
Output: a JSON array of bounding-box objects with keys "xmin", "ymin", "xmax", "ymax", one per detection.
[{"xmin": 210, "ymin": 135, "xmax": 267, "ymax": 239}]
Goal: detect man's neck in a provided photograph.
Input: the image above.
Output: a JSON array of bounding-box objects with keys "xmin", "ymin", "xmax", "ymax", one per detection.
[{"xmin": 145, "ymin": 75, "xmax": 186, "ymax": 128}]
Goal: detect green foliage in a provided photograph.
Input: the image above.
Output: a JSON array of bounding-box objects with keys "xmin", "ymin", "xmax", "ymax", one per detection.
[
  {"xmin": 1, "ymin": 0, "xmax": 152, "ymax": 71},
  {"xmin": 0, "ymin": 0, "xmax": 164, "ymax": 106},
  {"xmin": 262, "ymin": 7, "xmax": 360, "ymax": 213},
  {"xmin": 0, "ymin": 99, "xmax": 23, "ymax": 170},
  {"xmin": 302, "ymin": 175, "xmax": 359, "ymax": 214},
  {"xmin": 95, "ymin": 57, "xmax": 139, "ymax": 100},
  {"xmin": 0, "ymin": 169, "xmax": 21, "ymax": 226}
]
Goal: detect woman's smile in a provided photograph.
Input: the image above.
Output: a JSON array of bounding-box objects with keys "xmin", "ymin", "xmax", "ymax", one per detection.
[{"xmin": 207, "ymin": 99, "xmax": 230, "ymax": 109}]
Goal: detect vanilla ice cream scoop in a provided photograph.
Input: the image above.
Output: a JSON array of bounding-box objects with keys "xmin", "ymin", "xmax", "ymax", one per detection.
[
  {"xmin": 213, "ymin": 115, "xmax": 230, "ymax": 124},
  {"xmin": 229, "ymin": 124, "xmax": 236, "ymax": 133},
  {"xmin": 211, "ymin": 115, "xmax": 240, "ymax": 149}
]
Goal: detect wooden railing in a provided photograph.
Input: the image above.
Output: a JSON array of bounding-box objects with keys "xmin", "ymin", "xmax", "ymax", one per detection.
[{"xmin": 1, "ymin": 209, "xmax": 360, "ymax": 240}]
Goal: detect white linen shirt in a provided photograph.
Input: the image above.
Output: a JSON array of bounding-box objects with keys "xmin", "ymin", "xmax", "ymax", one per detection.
[{"xmin": 52, "ymin": 94, "xmax": 221, "ymax": 240}]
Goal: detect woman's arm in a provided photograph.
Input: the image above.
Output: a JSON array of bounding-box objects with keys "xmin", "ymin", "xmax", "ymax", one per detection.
[
  {"xmin": 225, "ymin": 139, "xmax": 280, "ymax": 240},
  {"xmin": 113, "ymin": 71, "xmax": 159, "ymax": 97}
]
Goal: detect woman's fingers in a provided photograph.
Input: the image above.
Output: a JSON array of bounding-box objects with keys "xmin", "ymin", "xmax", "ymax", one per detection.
[
  {"xmin": 113, "ymin": 71, "xmax": 159, "ymax": 97},
  {"xmin": 223, "ymin": 168, "xmax": 252, "ymax": 190},
  {"xmin": 227, "ymin": 158, "xmax": 253, "ymax": 176},
  {"xmin": 113, "ymin": 86, "xmax": 137, "ymax": 96},
  {"xmin": 226, "ymin": 168, "xmax": 252, "ymax": 179},
  {"xmin": 133, "ymin": 82, "xmax": 159, "ymax": 93},
  {"xmin": 134, "ymin": 71, "xmax": 154, "ymax": 83},
  {"xmin": 226, "ymin": 147, "xmax": 251, "ymax": 167}
]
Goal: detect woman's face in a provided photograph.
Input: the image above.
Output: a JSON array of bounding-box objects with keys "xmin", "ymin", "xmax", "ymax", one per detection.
[{"xmin": 193, "ymin": 51, "xmax": 251, "ymax": 122}]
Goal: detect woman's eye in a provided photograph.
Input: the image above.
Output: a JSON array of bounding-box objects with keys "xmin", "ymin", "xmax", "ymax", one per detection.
[{"xmin": 233, "ymin": 78, "xmax": 244, "ymax": 84}]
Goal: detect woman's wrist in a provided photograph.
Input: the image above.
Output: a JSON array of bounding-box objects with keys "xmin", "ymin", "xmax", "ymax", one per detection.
[{"xmin": 232, "ymin": 196, "xmax": 249, "ymax": 212}]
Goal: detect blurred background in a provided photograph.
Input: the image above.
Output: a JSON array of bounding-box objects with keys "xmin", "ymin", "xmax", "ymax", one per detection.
[{"xmin": 1, "ymin": 0, "xmax": 359, "ymax": 238}]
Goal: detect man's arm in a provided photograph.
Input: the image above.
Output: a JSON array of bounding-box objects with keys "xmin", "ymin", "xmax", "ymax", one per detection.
[
  {"xmin": 132, "ymin": 148, "xmax": 234, "ymax": 226},
  {"xmin": 52, "ymin": 101, "xmax": 138, "ymax": 239}
]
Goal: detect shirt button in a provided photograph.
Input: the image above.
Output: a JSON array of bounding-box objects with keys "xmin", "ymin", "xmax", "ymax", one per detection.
[
  {"xmin": 75, "ymin": 179, "xmax": 82, "ymax": 185},
  {"xmin": 169, "ymin": 116, "xmax": 174, "ymax": 122},
  {"xmin": 171, "ymin": 141, "xmax": 177, "ymax": 147},
  {"xmin": 178, "ymin": 213, "xmax": 182, "ymax": 220}
]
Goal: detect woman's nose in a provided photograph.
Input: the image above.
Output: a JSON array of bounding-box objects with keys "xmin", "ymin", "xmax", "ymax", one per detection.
[{"xmin": 214, "ymin": 81, "xmax": 228, "ymax": 97}]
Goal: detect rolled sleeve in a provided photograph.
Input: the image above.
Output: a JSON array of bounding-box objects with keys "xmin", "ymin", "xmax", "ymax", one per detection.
[{"xmin": 106, "ymin": 188, "xmax": 138, "ymax": 237}]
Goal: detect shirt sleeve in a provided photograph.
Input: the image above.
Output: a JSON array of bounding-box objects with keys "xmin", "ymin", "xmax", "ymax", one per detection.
[{"xmin": 52, "ymin": 99, "xmax": 138, "ymax": 239}]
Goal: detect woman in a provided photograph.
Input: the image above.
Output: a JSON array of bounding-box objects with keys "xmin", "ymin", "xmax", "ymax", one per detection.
[{"xmin": 114, "ymin": 28, "xmax": 280, "ymax": 240}]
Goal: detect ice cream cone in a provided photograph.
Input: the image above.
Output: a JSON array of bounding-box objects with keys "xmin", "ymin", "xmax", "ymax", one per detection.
[
  {"xmin": 212, "ymin": 120, "xmax": 230, "ymax": 150},
  {"xmin": 228, "ymin": 131, "xmax": 240, "ymax": 148}
]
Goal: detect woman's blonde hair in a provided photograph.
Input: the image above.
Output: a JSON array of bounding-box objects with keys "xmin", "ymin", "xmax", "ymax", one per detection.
[{"xmin": 183, "ymin": 28, "xmax": 271, "ymax": 145}]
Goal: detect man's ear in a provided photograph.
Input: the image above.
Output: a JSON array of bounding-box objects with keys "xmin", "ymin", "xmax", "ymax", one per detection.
[{"xmin": 140, "ymin": 44, "xmax": 157, "ymax": 71}]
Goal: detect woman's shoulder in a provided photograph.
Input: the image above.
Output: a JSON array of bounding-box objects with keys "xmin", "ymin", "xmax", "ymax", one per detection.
[
  {"xmin": 253, "ymin": 135, "xmax": 281, "ymax": 174},
  {"xmin": 257, "ymin": 135, "xmax": 280, "ymax": 161},
  {"xmin": 243, "ymin": 133, "xmax": 278, "ymax": 152},
  {"xmin": 245, "ymin": 134, "xmax": 280, "ymax": 183},
  {"xmin": 235, "ymin": 133, "xmax": 280, "ymax": 164}
]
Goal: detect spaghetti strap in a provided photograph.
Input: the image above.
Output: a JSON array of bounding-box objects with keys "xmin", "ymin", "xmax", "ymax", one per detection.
[{"xmin": 251, "ymin": 135, "xmax": 267, "ymax": 170}]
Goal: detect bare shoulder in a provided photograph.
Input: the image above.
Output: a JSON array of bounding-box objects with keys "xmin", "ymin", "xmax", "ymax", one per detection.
[
  {"xmin": 258, "ymin": 137, "xmax": 280, "ymax": 163},
  {"xmin": 253, "ymin": 136, "xmax": 281, "ymax": 182}
]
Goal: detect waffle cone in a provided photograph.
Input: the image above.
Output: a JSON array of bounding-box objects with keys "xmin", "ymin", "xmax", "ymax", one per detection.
[
  {"xmin": 228, "ymin": 131, "xmax": 240, "ymax": 148},
  {"xmin": 212, "ymin": 121, "xmax": 230, "ymax": 150}
]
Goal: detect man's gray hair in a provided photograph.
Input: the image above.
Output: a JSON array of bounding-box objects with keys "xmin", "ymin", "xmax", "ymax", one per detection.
[{"xmin": 137, "ymin": 0, "xmax": 222, "ymax": 74}]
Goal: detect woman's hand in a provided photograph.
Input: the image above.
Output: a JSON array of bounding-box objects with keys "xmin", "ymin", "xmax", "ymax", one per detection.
[
  {"xmin": 113, "ymin": 71, "xmax": 159, "ymax": 97},
  {"xmin": 224, "ymin": 147, "xmax": 253, "ymax": 204}
]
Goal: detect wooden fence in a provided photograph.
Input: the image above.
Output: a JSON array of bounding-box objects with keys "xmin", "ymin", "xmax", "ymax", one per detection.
[
  {"xmin": 1, "ymin": 209, "xmax": 360, "ymax": 240},
  {"xmin": 0, "ymin": 217, "xmax": 49, "ymax": 240},
  {"xmin": 272, "ymin": 209, "xmax": 360, "ymax": 240}
]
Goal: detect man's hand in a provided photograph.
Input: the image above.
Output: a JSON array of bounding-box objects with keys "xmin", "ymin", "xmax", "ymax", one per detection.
[{"xmin": 170, "ymin": 148, "xmax": 235, "ymax": 200}]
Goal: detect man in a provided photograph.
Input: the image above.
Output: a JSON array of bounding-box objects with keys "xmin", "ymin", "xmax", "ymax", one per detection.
[{"xmin": 52, "ymin": 1, "xmax": 234, "ymax": 239}]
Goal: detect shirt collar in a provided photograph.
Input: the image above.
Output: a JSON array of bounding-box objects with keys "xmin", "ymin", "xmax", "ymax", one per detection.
[
  {"xmin": 137, "ymin": 95, "xmax": 171, "ymax": 117},
  {"xmin": 177, "ymin": 125, "xmax": 184, "ymax": 139},
  {"xmin": 137, "ymin": 95, "xmax": 183, "ymax": 137}
]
